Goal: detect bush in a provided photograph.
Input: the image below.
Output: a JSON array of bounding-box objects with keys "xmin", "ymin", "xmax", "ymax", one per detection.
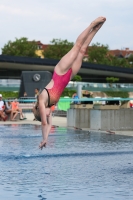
[
  {"xmin": 106, "ymin": 77, "xmax": 119, "ymax": 83},
  {"xmin": 71, "ymin": 75, "xmax": 82, "ymax": 82},
  {"xmin": 0, "ymin": 91, "xmax": 19, "ymax": 99},
  {"xmin": 61, "ymin": 88, "xmax": 76, "ymax": 97},
  {"xmin": 105, "ymin": 91, "xmax": 129, "ymax": 98}
]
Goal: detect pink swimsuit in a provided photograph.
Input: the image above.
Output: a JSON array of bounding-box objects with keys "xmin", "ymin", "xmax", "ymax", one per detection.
[{"xmin": 45, "ymin": 68, "xmax": 72, "ymax": 107}]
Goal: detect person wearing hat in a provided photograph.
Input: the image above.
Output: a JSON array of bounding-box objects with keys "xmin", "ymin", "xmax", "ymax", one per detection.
[
  {"xmin": 82, "ymin": 90, "xmax": 93, "ymax": 104},
  {"xmin": 0, "ymin": 94, "xmax": 8, "ymax": 121}
]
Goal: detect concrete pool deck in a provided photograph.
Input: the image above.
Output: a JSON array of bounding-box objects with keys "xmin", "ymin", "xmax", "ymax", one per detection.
[
  {"xmin": 0, "ymin": 113, "xmax": 67, "ymax": 127},
  {"xmin": 0, "ymin": 113, "xmax": 133, "ymax": 137}
]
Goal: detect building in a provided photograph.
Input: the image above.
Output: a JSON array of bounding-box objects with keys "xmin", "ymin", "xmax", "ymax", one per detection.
[
  {"xmin": 35, "ymin": 41, "xmax": 49, "ymax": 58},
  {"xmin": 109, "ymin": 48, "xmax": 133, "ymax": 59}
]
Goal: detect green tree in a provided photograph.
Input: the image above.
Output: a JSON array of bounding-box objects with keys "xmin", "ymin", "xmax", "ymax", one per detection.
[
  {"xmin": 0, "ymin": 91, "xmax": 18, "ymax": 99},
  {"xmin": 71, "ymin": 75, "xmax": 82, "ymax": 82},
  {"xmin": 128, "ymin": 55, "xmax": 133, "ymax": 67},
  {"xmin": 2, "ymin": 37, "xmax": 38, "ymax": 57},
  {"xmin": 128, "ymin": 54, "xmax": 133, "ymax": 62},
  {"xmin": 88, "ymin": 42, "xmax": 131, "ymax": 68},
  {"xmin": 88, "ymin": 42, "xmax": 110, "ymax": 65},
  {"xmin": 106, "ymin": 77, "xmax": 119, "ymax": 83},
  {"xmin": 61, "ymin": 88, "xmax": 76, "ymax": 97},
  {"xmin": 109, "ymin": 55, "xmax": 130, "ymax": 68},
  {"xmin": 105, "ymin": 91, "xmax": 129, "ymax": 98},
  {"xmin": 43, "ymin": 39, "xmax": 74, "ymax": 59}
]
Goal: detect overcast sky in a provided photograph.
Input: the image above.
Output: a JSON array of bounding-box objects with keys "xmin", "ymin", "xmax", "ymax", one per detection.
[{"xmin": 0, "ymin": 0, "xmax": 133, "ymax": 54}]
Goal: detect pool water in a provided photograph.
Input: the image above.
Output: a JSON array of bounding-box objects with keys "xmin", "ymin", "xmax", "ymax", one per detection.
[{"xmin": 0, "ymin": 124, "xmax": 133, "ymax": 200}]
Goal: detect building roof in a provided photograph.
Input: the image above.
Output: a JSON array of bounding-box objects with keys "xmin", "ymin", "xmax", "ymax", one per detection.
[
  {"xmin": 35, "ymin": 41, "xmax": 49, "ymax": 50},
  {"xmin": 109, "ymin": 48, "xmax": 133, "ymax": 58}
]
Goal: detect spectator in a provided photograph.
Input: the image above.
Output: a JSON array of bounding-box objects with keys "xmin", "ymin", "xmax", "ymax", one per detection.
[
  {"xmin": 35, "ymin": 88, "xmax": 39, "ymax": 98},
  {"xmin": 5, "ymin": 100, "xmax": 19, "ymax": 121},
  {"xmin": 82, "ymin": 90, "xmax": 93, "ymax": 104},
  {"xmin": 12, "ymin": 99, "xmax": 26, "ymax": 120},
  {"xmin": 0, "ymin": 94, "xmax": 8, "ymax": 121},
  {"xmin": 72, "ymin": 93, "xmax": 80, "ymax": 104},
  {"xmin": 24, "ymin": 92, "xmax": 27, "ymax": 97}
]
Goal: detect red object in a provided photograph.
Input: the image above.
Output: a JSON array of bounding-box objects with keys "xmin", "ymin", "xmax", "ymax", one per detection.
[
  {"xmin": 47, "ymin": 69, "xmax": 72, "ymax": 105},
  {"xmin": 3, "ymin": 116, "xmax": 8, "ymax": 121},
  {"xmin": 130, "ymin": 103, "xmax": 133, "ymax": 108},
  {"xmin": 50, "ymin": 105, "xmax": 55, "ymax": 111}
]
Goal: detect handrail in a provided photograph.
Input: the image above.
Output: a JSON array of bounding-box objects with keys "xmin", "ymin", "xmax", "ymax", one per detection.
[{"xmin": 4, "ymin": 97, "xmax": 133, "ymax": 102}]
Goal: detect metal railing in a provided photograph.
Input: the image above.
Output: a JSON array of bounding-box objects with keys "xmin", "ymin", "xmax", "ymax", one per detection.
[
  {"xmin": 1, "ymin": 79, "xmax": 133, "ymax": 89},
  {"xmin": 0, "ymin": 79, "xmax": 20, "ymax": 87},
  {"xmin": 4, "ymin": 97, "xmax": 133, "ymax": 103},
  {"xmin": 3, "ymin": 96, "xmax": 133, "ymax": 117}
]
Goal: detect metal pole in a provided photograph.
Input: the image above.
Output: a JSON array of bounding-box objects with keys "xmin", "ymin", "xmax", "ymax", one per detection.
[{"xmin": 77, "ymin": 84, "xmax": 82, "ymax": 99}]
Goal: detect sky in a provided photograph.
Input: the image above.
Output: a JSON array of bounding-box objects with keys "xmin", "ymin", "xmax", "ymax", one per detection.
[{"xmin": 0, "ymin": 0, "xmax": 133, "ymax": 54}]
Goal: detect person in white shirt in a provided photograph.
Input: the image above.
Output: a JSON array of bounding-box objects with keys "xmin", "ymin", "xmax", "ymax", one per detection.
[{"xmin": 0, "ymin": 94, "xmax": 8, "ymax": 121}]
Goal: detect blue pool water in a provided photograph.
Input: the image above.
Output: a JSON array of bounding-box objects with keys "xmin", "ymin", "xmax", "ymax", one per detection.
[{"xmin": 0, "ymin": 124, "xmax": 133, "ymax": 200}]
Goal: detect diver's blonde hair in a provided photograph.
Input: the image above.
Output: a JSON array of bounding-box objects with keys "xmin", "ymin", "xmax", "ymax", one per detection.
[{"xmin": 33, "ymin": 90, "xmax": 42, "ymax": 122}]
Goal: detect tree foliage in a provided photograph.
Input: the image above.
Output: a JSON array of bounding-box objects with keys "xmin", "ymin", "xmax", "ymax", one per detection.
[
  {"xmin": 61, "ymin": 88, "xmax": 76, "ymax": 97},
  {"xmin": 109, "ymin": 55, "xmax": 131, "ymax": 68},
  {"xmin": 88, "ymin": 42, "xmax": 110, "ymax": 65},
  {"xmin": 106, "ymin": 77, "xmax": 119, "ymax": 83},
  {"xmin": 105, "ymin": 91, "xmax": 129, "ymax": 98},
  {"xmin": 2, "ymin": 37, "xmax": 38, "ymax": 57},
  {"xmin": 128, "ymin": 55, "xmax": 133, "ymax": 62},
  {"xmin": 43, "ymin": 39, "xmax": 74, "ymax": 59},
  {"xmin": 72, "ymin": 75, "xmax": 82, "ymax": 82},
  {"xmin": 88, "ymin": 42, "xmax": 132, "ymax": 68},
  {"xmin": 0, "ymin": 91, "xmax": 18, "ymax": 99}
]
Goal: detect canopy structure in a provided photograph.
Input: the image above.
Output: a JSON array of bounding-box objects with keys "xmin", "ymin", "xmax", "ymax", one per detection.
[{"xmin": 0, "ymin": 55, "xmax": 133, "ymax": 83}]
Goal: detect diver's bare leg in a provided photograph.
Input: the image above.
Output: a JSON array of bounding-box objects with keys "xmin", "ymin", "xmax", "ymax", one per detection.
[
  {"xmin": 70, "ymin": 22, "xmax": 105, "ymax": 77},
  {"xmin": 55, "ymin": 16, "xmax": 106, "ymax": 75}
]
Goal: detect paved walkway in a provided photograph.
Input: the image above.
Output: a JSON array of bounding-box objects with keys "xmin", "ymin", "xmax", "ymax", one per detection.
[
  {"xmin": 82, "ymin": 128, "xmax": 133, "ymax": 137},
  {"xmin": 0, "ymin": 113, "xmax": 67, "ymax": 127}
]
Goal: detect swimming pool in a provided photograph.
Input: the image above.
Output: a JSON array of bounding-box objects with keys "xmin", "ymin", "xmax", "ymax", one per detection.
[{"xmin": 0, "ymin": 124, "xmax": 133, "ymax": 200}]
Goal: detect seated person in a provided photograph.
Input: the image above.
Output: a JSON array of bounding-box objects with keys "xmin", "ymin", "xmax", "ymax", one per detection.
[
  {"xmin": 0, "ymin": 94, "xmax": 8, "ymax": 121},
  {"xmin": 82, "ymin": 90, "xmax": 93, "ymax": 104},
  {"xmin": 12, "ymin": 98, "xmax": 26, "ymax": 120},
  {"xmin": 72, "ymin": 93, "xmax": 80, "ymax": 104},
  {"xmin": 5, "ymin": 100, "xmax": 19, "ymax": 121},
  {"xmin": 23, "ymin": 92, "xmax": 27, "ymax": 97}
]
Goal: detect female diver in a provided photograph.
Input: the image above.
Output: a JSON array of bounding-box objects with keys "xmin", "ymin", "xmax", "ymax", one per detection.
[{"xmin": 33, "ymin": 16, "xmax": 106, "ymax": 149}]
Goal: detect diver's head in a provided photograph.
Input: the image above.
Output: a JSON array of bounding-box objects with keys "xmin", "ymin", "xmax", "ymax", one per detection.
[
  {"xmin": 33, "ymin": 103, "xmax": 41, "ymax": 122},
  {"xmin": 33, "ymin": 90, "xmax": 42, "ymax": 122}
]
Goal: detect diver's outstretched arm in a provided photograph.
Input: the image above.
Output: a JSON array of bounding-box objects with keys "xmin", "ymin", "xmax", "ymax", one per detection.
[{"xmin": 39, "ymin": 112, "xmax": 52, "ymax": 149}]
